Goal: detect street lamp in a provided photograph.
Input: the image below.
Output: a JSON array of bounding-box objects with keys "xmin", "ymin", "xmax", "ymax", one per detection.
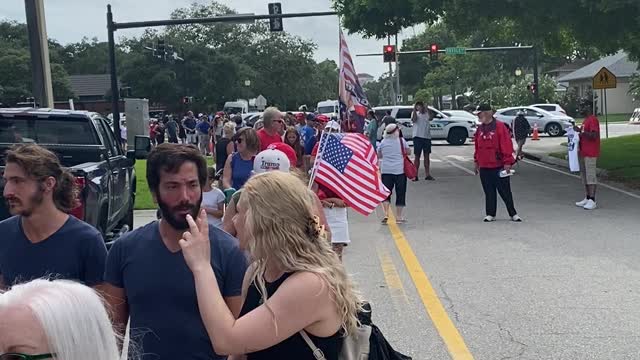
[
  {"xmin": 244, "ymin": 80, "xmax": 251, "ymax": 87},
  {"xmin": 515, "ymin": 68, "xmax": 523, "ymax": 77}
]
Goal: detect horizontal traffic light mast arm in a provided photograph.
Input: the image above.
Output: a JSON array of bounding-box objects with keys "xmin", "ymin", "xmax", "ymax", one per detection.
[
  {"xmin": 356, "ymin": 45, "xmax": 534, "ymax": 57},
  {"xmin": 111, "ymin": 11, "xmax": 337, "ymax": 30}
]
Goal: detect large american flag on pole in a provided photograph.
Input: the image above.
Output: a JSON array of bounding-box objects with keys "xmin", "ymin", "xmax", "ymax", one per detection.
[
  {"xmin": 314, "ymin": 133, "xmax": 390, "ymax": 215},
  {"xmin": 339, "ymin": 29, "xmax": 369, "ymax": 117}
]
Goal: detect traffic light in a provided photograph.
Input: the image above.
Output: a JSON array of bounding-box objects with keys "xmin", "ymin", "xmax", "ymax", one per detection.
[
  {"xmin": 268, "ymin": 3, "xmax": 283, "ymax": 32},
  {"xmin": 157, "ymin": 39, "xmax": 165, "ymax": 59},
  {"xmin": 182, "ymin": 96, "xmax": 191, "ymax": 104},
  {"xmin": 527, "ymin": 82, "xmax": 537, "ymax": 94},
  {"xmin": 430, "ymin": 43, "xmax": 439, "ymax": 60},
  {"xmin": 383, "ymin": 45, "xmax": 396, "ymax": 63}
]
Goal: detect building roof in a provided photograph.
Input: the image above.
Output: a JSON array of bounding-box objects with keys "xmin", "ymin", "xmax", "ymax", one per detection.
[
  {"xmin": 68, "ymin": 74, "xmax": 119, "ymax": 97},
  {"xmin": 557, "ymin": 52, "xmax": 639, "ymax": 82},
  {"xmin": 547, "ymin": 60, "xmax": 592, "ymax": 74}
]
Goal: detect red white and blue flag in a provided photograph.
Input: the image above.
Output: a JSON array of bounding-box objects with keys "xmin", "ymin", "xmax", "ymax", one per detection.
[
  {"xmin": 339, "ymin": 29, "xmax": 369, "ymax": 118},
  {"xmin": 314, "ymin": 133, "xmax": 389, "ymax": 215}
]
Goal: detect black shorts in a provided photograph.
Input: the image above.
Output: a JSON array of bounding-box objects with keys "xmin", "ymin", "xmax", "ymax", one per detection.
[{"xmin": 413, "ymin": 137, "xmax": 432, "ymax": 156}]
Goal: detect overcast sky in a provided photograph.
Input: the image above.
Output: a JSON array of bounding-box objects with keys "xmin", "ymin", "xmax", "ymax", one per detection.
[{"xmin": 1, "ymin": 0, "xmax": 424, "ymax": 79}]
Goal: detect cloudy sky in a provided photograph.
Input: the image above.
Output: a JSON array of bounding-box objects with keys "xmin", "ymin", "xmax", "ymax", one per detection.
[{"xmin": 1, "ymin": 0, "xmax": 423, "ymax": 78}]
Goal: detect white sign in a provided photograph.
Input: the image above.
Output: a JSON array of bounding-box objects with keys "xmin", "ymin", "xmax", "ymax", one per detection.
[
  {"xmin": 255, "ymin": 95, "xmax": 267, "ymax": 109},
  {"xmin": 408, "ymin": 95, "xmax": 414, "ymax": 102}
]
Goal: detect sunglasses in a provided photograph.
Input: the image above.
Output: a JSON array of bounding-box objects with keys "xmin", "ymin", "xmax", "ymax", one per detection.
[{"xmin": 0, "ymin": 354, "xmax": 55, "ymax": 360}]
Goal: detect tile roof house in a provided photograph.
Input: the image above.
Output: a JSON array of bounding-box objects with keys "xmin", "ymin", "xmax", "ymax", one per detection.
[{"xmin": 557, "ymin": 52, "xmax": 640, "ymax": 114}]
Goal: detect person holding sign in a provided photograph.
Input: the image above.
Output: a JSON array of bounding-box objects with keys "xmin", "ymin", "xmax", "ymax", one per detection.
[{"xmin": 574, "ymin": 99, "xmax": 601, "ymax": 210}]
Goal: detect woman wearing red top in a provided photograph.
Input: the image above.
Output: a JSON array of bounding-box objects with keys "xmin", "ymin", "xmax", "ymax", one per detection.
[
  {"xmin": 474, "ymin": 104, "xmax": 522, "ymax": 223},
  {"xmin": 256, "ymin": 107, "xmax": 284, "ymax": 151}
]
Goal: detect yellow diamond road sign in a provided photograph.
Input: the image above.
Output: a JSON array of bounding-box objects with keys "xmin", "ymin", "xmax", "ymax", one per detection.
[{"xmin": 593, "ymin": 67, "xmax": 617, "ymax": 89}]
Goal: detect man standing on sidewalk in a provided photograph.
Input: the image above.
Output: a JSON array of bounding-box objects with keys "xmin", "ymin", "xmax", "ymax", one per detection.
[
  {"xmin": 575, "ymin": 99, "xmax": 601, "ymax": 210},
  {"xmin": 411, "ymin": 101, "xmax": 435, "ymax": 181},
  {"xmin": 513, "ymin": 110, "xmax": 531, "ymax": 160}
]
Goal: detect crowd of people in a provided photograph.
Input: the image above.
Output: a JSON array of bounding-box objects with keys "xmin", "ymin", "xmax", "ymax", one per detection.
[{"xmin": 0, "ymin": 98, "xmax": 602, "ymax": 359}]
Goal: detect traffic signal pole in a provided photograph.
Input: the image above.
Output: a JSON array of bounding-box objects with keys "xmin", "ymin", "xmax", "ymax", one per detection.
[
  {"xmin": 358, "ymin": 45, "xmax": 540, "ymax": 103},
  {"xmin": 106, "ymin": 4, "xmax": 337, "ymax": 140}
]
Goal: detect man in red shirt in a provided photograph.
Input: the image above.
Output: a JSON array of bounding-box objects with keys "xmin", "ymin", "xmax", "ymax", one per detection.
[
  {"xmin": 474, "ymin": 104, "xmax": 522, "ymax": 222},
  {"xmin": 574, "ymin": 99, "xmax": 601, "ymax": 210},
  {"xmin": 256, "ymin": 107, "xmax": 284, "ymax": 151}
]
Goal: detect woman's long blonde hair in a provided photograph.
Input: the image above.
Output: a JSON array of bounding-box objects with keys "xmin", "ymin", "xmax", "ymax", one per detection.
[{"xmin": 239, "ymin": 171, "xmax": 362, "ymax": 335}]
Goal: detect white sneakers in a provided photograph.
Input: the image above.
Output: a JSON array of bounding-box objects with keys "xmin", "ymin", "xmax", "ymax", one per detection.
[
  {"xmin": 483, "ymin": 216, "xmax": 496, "ymax": 222},
  {"xmin": 576, "ymin": 198, "xmax": 597, "ymax": 210},
  {"xmin": 583, "ymin": 199, "xmax": 597, "ymax": 210},
  {"xmin": 511, "ymin": 215, "xmax": 523, "ymax": 222}
]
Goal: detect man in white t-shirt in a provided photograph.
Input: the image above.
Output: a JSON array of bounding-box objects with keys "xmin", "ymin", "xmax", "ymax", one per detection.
[
  {"xmin": 201, "ymin": 168, "xmax": 225, "ymax": 227},
  {"xmin": 411, "ymin": 101, "xmax": 435, "ymax": 181}
]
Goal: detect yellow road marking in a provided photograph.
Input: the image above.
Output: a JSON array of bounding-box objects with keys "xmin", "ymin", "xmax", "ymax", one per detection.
[
  {"xmin": 387, "ymin": 213, "xmax": 474, "ymax": 360},
  {"xmin": 376, "ymin": 246, "xmax": 410, "ymax": 305}
]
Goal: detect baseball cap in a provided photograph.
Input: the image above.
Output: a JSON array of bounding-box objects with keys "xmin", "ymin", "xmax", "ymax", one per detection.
[
  {"xmin": 253, "ymin": 148, "xmax": 291, "ymax": 174},
  {"xmin": 306, "ymin": 113, "xmax": 317, "ymax": 122},
  {"xmin": 267, "ymin": 142, "xmax": 297, "ymax": 167},
  {"xmin": 325, "ymin": 120, "xmax": 340, "ymax": 131},
  {"xmin": 315, "ymin": 114, "xmax": 330, "ymax": 124},
  {"xmin": 295, "ymin": 112, "xmax": 305, "ymax": 120},
  {"xmin": 476, "ymin": 104, "xmax": 493, "ymax": 112}
]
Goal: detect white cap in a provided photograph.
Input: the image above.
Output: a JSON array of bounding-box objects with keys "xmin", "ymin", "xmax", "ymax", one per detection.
[
  {"xmin": 253, "ymin": 149, "xmax": 291, "ymax": 174},
  {"xmin": 325, "ymin": 120, "xmax": 340, "ymax": 131}
]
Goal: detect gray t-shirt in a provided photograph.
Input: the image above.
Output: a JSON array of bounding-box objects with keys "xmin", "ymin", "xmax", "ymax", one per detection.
[
  {"xmin": 105, "ymin": 221, "xmax": 248, "ymax": 360},
  {"xmin": 412, "ymin": 111, "xmax": 432, "ymax": 139},
  {"xmin": 378, "ymin": 137, "xmax": 409, "ymax": 175}
]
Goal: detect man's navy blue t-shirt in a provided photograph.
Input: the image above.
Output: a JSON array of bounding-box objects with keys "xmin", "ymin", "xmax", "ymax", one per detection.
[
  {"xmin": 105, "ymin": 221, "xmax": 248, "ymax": 360},
  {"xmin": 0, "ymin": 215, "xmax": 107, "ymax": 287}
]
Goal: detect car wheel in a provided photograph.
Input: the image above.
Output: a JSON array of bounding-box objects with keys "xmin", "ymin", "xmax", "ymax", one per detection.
[
  {"xmin": 121, "ymin": 194, "xmax": 135, "ymax": 230},
  {"xmin": 546, "ymin": 123, "xmax": 563, "ymax": 137},
  {"xmin": 447, "ymin": 128, "xmax": 468, "ymax": 145}
]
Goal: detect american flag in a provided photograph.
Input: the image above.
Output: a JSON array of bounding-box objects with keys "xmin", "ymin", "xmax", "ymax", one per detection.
[
  {"xmin": 339, "ymin": 29, "xmax": 369, "ymax": 117},
  {"xmin": 314, "ymin": 133, "xmax": 390, "ymax": 215}
]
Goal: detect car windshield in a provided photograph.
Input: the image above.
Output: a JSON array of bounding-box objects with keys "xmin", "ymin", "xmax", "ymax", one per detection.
[
  {"xmin": 317, "ymin": 106, "xmax": 336, "ymax": 114},
  {"xmin": 0, "ymin": 116, "xmax": 98, "ymax": 145}
]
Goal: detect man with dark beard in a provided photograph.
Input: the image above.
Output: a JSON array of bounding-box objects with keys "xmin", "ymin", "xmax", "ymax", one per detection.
[
  {"xmin": 102, "ymin": 143, "xmax": 247, "ymax": 359},
  {"xmin": 0, "ymin": 144, "xmax": 107, "ymax": 290}
]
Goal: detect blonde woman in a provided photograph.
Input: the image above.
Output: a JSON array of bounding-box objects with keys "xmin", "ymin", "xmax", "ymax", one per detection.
[
  {"xmin": 179, "ymin": 171, "xmax": 361, "ymax": 359},
  {"xmin": 215, "ymin": 122, "xmax": 236, "ymax": 172}
]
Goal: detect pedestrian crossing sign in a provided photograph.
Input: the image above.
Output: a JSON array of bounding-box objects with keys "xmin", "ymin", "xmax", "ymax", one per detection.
[{"xmin": 593, "ymin": 67, "xmax": 617, "ymax": 89}]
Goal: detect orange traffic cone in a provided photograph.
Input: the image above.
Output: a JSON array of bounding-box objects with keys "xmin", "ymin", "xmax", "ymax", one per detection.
[{"xmin": 532, "ymin": 123, "xmax": 540, "ymax": 141}]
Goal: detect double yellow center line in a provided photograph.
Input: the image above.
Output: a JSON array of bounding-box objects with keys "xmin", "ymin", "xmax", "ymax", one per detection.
[{"xmin": 387, "ymin": 213, "xmax": 474, "ymax": 360}]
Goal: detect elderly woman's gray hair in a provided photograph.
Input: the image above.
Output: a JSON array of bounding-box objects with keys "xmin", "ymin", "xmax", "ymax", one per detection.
[
  {"xmin": 0, "ymin": 279, "xmax": 125, "ymax": 360},
  {"xmin": 223, "ymin": 121, "xmax": 236, "ymax": 138}
]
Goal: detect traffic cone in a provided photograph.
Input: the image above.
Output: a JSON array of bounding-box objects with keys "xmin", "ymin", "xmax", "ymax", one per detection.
[{"xmin": 532, "ymin": 123, "xmax": 540, "ymax": 141}]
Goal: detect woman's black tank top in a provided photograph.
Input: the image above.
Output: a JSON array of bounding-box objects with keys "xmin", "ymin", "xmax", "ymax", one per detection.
[{"xmin": 239, "ymin": 272, "xmax": 343, "ymax": 360}]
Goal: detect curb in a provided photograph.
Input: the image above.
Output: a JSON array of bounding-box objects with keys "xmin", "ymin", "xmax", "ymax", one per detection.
[{"xmin": 522, "ymin": 151, "xmax": 609, "ymax": 177}]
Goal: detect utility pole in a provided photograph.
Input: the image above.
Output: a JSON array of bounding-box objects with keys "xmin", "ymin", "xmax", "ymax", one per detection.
[
  {"xmin": 533, "ymin": 46, "xmax": 540, "ymax": 104},
  {"xmin": 24, "ymin": 0, "xmax": 54, "ymax": 107},
  {"xmin": 395, "ymin": 34, "xmax": 400, "ymax": 104},
  {"xmin": 388, "ymin": 35, "xmax": 396, "ymax": 105}
]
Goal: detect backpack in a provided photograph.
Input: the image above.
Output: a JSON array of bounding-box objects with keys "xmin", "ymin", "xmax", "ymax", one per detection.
[{"xmin": 300, "ymin": 302, "xmax": 412, "ymax": 360}]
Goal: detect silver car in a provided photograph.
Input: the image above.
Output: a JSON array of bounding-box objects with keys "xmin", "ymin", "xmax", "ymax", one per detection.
[{"xmin": 495, "ymin": 106, "xmax": 575, "ymax": 137}]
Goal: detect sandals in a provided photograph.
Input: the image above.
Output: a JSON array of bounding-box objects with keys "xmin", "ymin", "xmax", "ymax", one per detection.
[
  {"xmin": 381, "ymin": 217, "xmax": 388, "ymax": 225},
  {"xmin": 396, "ymin": 218, "xmax": 407, "ymax": 224}
]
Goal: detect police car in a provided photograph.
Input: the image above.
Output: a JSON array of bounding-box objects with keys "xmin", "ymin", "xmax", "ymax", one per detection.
[{"xmin": 373, "ymin": 106, "xmax": 477, "ymax": 145}]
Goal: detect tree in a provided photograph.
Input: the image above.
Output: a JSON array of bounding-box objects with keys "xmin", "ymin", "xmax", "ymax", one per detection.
[{"xmin": 334, "ymin": 0, "xmax": 639, "ymax": 60}]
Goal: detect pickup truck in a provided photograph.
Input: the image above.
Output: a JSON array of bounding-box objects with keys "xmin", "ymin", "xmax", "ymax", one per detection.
[{"xmin": 0, "ymin": 108, "xmax": 150, "ymax": 242}]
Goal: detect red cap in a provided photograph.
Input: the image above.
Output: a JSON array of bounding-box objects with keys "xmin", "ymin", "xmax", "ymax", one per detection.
[
  {"xmin": 267, "ymin": 142, "xmax": 298, "ymax": 168},
  {"xmin": 316, "ymin": 114, "xmax": 330, "ymax": 123},
  {"xmin": 295, "ymin": 112, "xmax": 305, "ymax": 120}
]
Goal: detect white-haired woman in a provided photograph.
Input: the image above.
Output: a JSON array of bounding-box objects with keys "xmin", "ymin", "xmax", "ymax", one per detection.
[
  {"xmin": 377, "ymin": 123, "xmax": 410, "ymax": 224},
  {"xmin": 0, "ymin": 279, "xmax": 122, "ymax": 360},
  {"xmin": 216, "ymin": 121, "xmax": 236, "ymax": 173},
  {"xmin": 179, "ymin": 171, "xmax": 361, "ymax": 359}
]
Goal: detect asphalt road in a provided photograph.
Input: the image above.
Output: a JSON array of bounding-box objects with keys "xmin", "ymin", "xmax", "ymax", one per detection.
[{"xmin": 133, "ymin": 139, "xmax": 640, "ymax": 359}]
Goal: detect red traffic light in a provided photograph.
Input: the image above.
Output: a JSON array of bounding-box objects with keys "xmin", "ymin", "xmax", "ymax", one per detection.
[
  {"xmin": 383, "ymin": 45, "xmax": 396, "ymax": 63},
  {"xmin": 429, "ymin": 43, "xmax": 439, "ymax": 60},
  {"xmin": 430, "ymin": 44, "xmax": 438, "ymax": 52}
]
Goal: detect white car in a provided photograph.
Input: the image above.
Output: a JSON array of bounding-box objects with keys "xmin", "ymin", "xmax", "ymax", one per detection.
[
  {"xmin": 373, "ymin": 106, "xmax": 477, "ymax": 145},
  {"xmin": 442, "ymin": 110, "xmax": 479, "ymax": 122},
  {"xmin": 495, "ymin": 106, "xmax": 575, "ymax": 137},
  {"xmin": 532, "ymin": 103, "xmax": 568, "ymax": 117}
]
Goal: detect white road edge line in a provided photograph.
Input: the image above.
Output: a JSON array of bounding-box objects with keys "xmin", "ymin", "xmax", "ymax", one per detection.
[{"xmin": 523, "ymin": 159, "xmax": 640, "ymax": 200}]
